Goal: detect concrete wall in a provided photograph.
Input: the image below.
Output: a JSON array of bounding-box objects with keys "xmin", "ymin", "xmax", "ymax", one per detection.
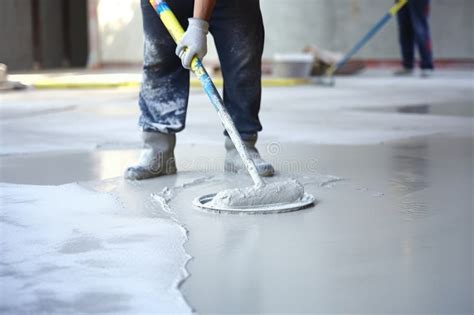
[
  {"xmin": 38, "ymin": 0, "xmax": 89, "ymax": 69},
  {"xmin": 91, "ymin": 0, "xmax": 144, "ymax": 64},
  {"xmin": 86, "ymin": 0, "xmax": 143, "ymax": 65},
  {"xmin": 261, "ymin": 0, "xmax": 474, "ymax": 60},
  {"xmin": 1, "ymin": 0, "xmax": 472, "ymax": 70},
  {"xmin": 2, "ymin": 0, "xmax": 471, "ymax": 70},
  {"xmin": 0, "ymin": 0, "xmax": 89, "ymax": 71},
  {"xmin": 39, "ymin": 0, "xmax": 65, "ymax": 69},
  {"xmin": 86, "ymin": 0, "xmax": 474, "ymax": 66},
  {"xmin": 69, "ymin": 1, "xmax": 90, "ymax": 67},
  {"xmin": 0, "ymin": 0, "xmax": 34, "ymax": 70}
]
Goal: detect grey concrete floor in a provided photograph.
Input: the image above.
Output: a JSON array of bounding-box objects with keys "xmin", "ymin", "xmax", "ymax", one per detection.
[{"xmin": 1, "ymin": 69, "xmax": 473, "ymax": 313}]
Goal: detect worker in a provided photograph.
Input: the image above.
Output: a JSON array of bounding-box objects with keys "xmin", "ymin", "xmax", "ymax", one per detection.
[
  {"xmin": 125, "ymin": 0, "xmax": 275, "ymax": 180},
  {"xmin": 394, "ymin": 0, "xmax": 434, "ymax": 77}
]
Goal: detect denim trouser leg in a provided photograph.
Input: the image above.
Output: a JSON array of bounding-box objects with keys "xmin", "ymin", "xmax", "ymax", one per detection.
[
  {"xmin": 210, "ymin": 0, "xmax": 264, "ymax": 141},
  {"xmin": 139, "ymin": 0, "xmax": 193, "ymax": 133},
  {"xmin": 408, "ymin": 0, "xmax": 434, "ymax": 69},
  {"xmin": 397, "ymin": 5, "xmax": 415, "ymax": 69},
  {"xmin": 139, "ymin": 0, "xmax": 264, "ymax": 140},
  {"xmin": 397, "ymin": 0, "xmax": 434, "ymax": 70}
]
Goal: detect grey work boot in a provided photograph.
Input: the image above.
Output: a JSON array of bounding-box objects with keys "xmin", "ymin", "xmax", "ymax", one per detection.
[
  {"xmin": 224, "ymin": 136, "xmax": 275, "ymax": 177},
  {"xmin": 124, "ymin": 132, "xmax": 177, "ymax": 180},
  {"xmin": 393, "ymin": 68, "xmax": 414, "ymax": 76},
  {"xmin": 420, "ymin": 69, "xmax": 434, "ymax": 78}
]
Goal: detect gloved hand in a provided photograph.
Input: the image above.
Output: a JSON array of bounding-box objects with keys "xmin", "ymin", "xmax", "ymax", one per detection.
[{"xmin": 175, "ymin": 18, "xmax": 209, "ymax": 70}]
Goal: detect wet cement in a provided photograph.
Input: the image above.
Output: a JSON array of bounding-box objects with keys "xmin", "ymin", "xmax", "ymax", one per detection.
[
  {"xmin": 152, "ymin": 136, "xmax": 473, "ymax": 314},
  {"xmin": 1, "ymin": 136, "xmax": 472, "ymax": 313},
  {"xmin": 0, "ymin": 182, "xmax": 191, "ymax": 313},
  {"xmin": 358, "ymin": 102, "xmax": 474, "ymax": 117},
  {"xmin": 1, "ymin": 69, "xmax": 473, "ymax": 313},
  {"xmin": 175, "ymin": 137, "xmax": 472, "ymax": 314}
]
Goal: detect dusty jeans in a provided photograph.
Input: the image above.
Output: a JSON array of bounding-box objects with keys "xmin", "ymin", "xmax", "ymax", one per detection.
[{"xmin": 139, "ymin": 0, "xmax": 264, "ymax": 141}]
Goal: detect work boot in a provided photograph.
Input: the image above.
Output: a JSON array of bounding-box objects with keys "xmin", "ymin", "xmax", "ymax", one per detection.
[
  {"xmin": 124, "ymin": 132, "xmax": 177, "ymax": 180},
  {"xmin": 224, "ymin": 136, "xmax": 275, "ymax": 177},
  {"xmin": 420, "ymin": 69, "xmax": 434, "ymax": 78},
  {"xmin": 393, "ymin": 68, "xmax": 414, "ymax": 76}
]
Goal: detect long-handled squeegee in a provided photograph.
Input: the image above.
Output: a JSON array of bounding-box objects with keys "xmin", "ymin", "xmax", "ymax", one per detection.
[
  {"xmin": 321, "ymin": 0, "xmax": 408, "ymax": 86},
  {"xmin": 150, "ymin": 1, "xmax": 314, "ymax": 214}
]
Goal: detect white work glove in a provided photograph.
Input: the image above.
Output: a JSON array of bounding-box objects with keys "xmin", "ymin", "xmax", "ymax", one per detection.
[{"xmin": 175, "ymin": 18, "xmax": 209, "ymax": 70}]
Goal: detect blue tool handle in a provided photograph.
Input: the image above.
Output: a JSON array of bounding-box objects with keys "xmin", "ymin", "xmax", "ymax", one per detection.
[
  {"xmin": 332, "ymin": 14, "xmax": 391, "ymax": 74},
  {"xmin": 326, "ymin": 0, "xmax": 408, "ymax": 77}
]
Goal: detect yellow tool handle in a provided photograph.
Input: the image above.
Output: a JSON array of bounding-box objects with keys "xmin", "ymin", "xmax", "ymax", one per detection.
[
  {"xmin": 390, "ymin": 0, "xmax": 408, "ymax": 16},
  {"xmin": 150, "ymin": 0, "xmax": 203, "ymax": 74}
]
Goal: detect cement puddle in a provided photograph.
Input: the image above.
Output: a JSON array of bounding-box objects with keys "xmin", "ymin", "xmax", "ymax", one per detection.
[
  {"xmin": 0, "ymin": 105, "xmax": 78, "ymax": 120},
  {"xmin": 0, "ymin": 183, "xmax": 191, "ymax": 313},
  {"xmin": 357, "ymin": 102, "xmax": 473, "ymax": 117},
  {"xmin": 0, "ymin": 150, "xmax": 139, "ymax": 185}
]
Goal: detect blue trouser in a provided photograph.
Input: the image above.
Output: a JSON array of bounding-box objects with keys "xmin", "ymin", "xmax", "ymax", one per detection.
[
  {"xmin": 397, "ymin": 0, "xmax": 434, "ymax": 70},
  {"xmin": 139, "ymin": 0, "xmax": 264, "ymax": 141}
]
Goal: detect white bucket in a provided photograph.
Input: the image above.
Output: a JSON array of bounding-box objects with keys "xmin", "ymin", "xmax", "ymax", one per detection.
[
  {"xmin": 0, "ymin": 64, "xmax": 7, "ymax": 83},
  {"xmin": 272, "ymin": 53, "xmax": 314, "ymax": 78}
]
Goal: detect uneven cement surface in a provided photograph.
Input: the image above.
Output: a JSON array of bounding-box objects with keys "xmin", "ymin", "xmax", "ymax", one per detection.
[
  {"xmin": 1, "ymin": 69, "xmax": 473, "ymax": 313},
  {"xmin": 0, "ymin": 182, "xmax": 191, "ymax": 314}
]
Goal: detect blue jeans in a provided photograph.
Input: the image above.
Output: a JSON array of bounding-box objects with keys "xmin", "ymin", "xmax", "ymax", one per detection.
[
  {"xmin": 139, "ymin": 0, "xmax": 264, "ymax": 141},
  {"xmin": 397, "ymin": 0, "xmax": 434, "ymax": 70}
]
